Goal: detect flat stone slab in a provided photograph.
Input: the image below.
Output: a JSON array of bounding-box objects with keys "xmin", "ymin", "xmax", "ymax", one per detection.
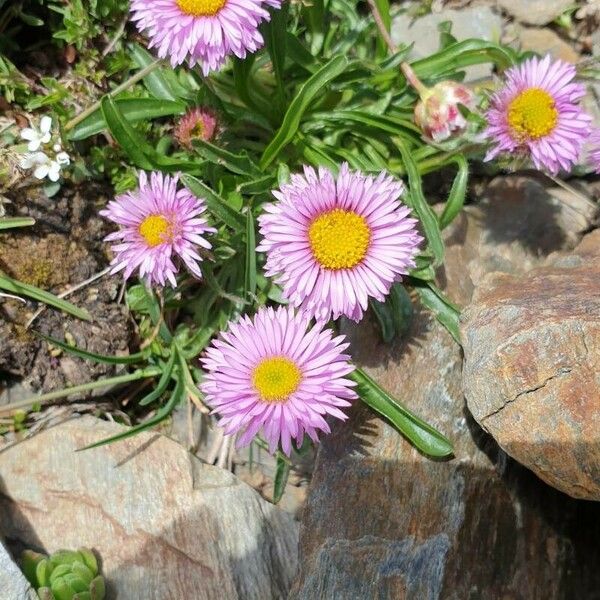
[{"xmin": 0, "ymin": 416, "xmax": 298, "ymax": 599}]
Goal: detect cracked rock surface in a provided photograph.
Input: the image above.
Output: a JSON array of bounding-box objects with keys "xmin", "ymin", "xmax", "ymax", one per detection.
[
  {"xmin": 462, "ymin": 230, "xmax": 600, "ymax": 500},
  {"xmin": 291, "ymin": 179, "xmax": 600, "ymax": 599}
]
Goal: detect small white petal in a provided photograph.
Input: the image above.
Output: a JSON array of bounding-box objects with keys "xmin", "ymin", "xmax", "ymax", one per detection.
[
  {"xmin": 53, "ymin": 143, "xmax": 62, "ymax": 152},
  {"xmin": 20, "ymin": 128, "xmax": 37, "ymax": 141},
  {"xmin": 48, "ymin": 163, "xmax": 61, "ymax": 182},
  {"xmin": 20, "ymin": 152, "xmax": 47, "ymax": 170},
  {"xmin": 40, "ymin": 116, "xmax": 52, "ymax": 134},
  {"xmin": 27, "ymin": 139, "xmax": 42, "ymax": 152},
  {"xmin": 33, "ymin": 164, "xmax": 49, "ymax": 179},
  {"xmin": 19, "ymin": 154, "xmax": 34, "ymax": 169}
]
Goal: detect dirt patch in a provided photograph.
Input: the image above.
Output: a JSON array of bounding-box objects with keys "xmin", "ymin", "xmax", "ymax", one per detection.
[{"xmin": 0, "ymin": 182, "xmax": 132, "ymax": 394}]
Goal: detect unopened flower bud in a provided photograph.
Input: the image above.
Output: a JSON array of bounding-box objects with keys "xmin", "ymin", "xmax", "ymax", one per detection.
[
  {"xmin": 402, "ymin": 63, "xmax": 476, "ymax": 142},
  {"xmin": 175, "ymin": 106, "xmax": 218, "ymax": 149}
]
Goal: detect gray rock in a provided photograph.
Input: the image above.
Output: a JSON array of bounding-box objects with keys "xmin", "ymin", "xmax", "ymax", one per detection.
[
  {"xmin": 391, "ymin": 7, "xmax": 503, "ymax": 81},
  {"xmin": 0, "ymin": 416, "xmax": 298, "ymax": 599},
  {"xmin": 519, "ymin": 26, "xmax": 579, "ymax": 62},
  {"xmin": 291, "ymin": 179, "xmax": 600, "ymax": 598},
  {"xmin": 0, "ymin": 540, "xmax": 37, "ymax": 600},
  {"xmin": 497, "ymin": 0, "xmax": 573, "ymax": 26}
]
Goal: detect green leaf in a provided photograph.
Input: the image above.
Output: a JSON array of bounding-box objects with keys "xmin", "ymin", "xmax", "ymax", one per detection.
[
  {"xmin": 80, "ymin": 360, "xmax": 185, "ymax": 450},
  {"xmin": 373, "ymin": 0, "xmax": 391, "ymax": 58},
  {"xmin": 90, "ymin": 576, "xmax": 106, "ymax": 600},
  {"xmin": 395, "ymin": 139, "xmax": 444, "ymax": 266},
  {"xmin": 50, "ymin": 578, "xmax": 74, "ymax": 600},
  {"xmin": 100, "ymin": 96, "xmax": 200, "ymax": 174},
  {"xmin": 100, "ymin": 95, "xmax": 156, "ymax": 170},
  {"xmin": 21, "ymin": 550, "xmax": 45, "ymax": 585},
  {"xmin": 34, "ymin": 332, "xmax": 145, "ymax": 365},
  {"xmin": 62, "ymin": 573, "xmax": 88, "ymax": 593},
  {"xmin": 411, "ymin": 39, "xmax": 516, "ymax": 81},
  {"xmin": 260, "ymin": 55, "xmax": 349, "ymax": 169},
  {"xmin": 352, "ymin": 368, "xmax": 454, "ymax": 458},
  {"xmin": 285, "ymin": 32, "xmax": 318, "ymax": 72},
  {"xmin": 71, "ymin": 562, "xmax": 94, "ymax": 586},
  {"xmin": 181, "ymin": 174, "xmax": 245, "ymax": 232},
  {"xmin": 309, "ymin": 109, "xmax": 420, "ymax": 138},
  {"xmin": 232, "ymin": 56, "xmax": 267, "ymax": 119},
  {"xmin": 129, "ymin": 43, "xmax": 188, "ymax": 100},
  {"xmin": 0, "ymin": 216, "xmax": 35, "ymax": 230},
  {"xmin": 0, "ymin": 273, "xmax": 90, "ymax": 321},
  {"xmin": 36, "ymin": 559, "xmax": 52, "ymax": 587},
  {"xmin": 244, "ymin": 211, "xmax": 257, "ymax": 299},
  {"xmin": 304, "ymin": 0, "xmax": 325, "ymax": 55},
  {"xmin": 236, "ymin": 175, "xmax": 276, "ymax": 195},
  {"xmin": 439, "ymin": 155, "xmax": 468, "ymax": 230},
  {"xmin": 438, "ymin": 20, "xmax": 458, "ymax": 50},
  {"xmin": 138, "ymin": 351, "xmax": 176, "ymax": 406},
  {"xmin": 68, "ymin": 99, "xmax": 186, "ymax": 141},
  {"xmin": 273, "ymin": 453, "xmax": 290, "ymax": 504},
  {"xmin": 77, "ymin": 549, "xmax": 98, "ymax": 576},
  {"xmin": 370, "ymin": 298, "xmax": 395, "ymax": 344},
  {"xmin": 411, "ymin": 279, "xmax": 461, "ymax": 344},
  {"xmin": 192, "ymin": 139, "xmax": 262, "ymax": 177},
  {"xmin": 370, "ymin": 284, "xmax": 413, "ymax": 344},
  {"xmin": 263, "ymin": 0, "xmax": 289, "ymax": 114}
]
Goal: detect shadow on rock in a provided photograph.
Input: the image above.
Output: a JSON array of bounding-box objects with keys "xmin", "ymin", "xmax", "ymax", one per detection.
[
  {"xmin": 0, "ymin": 417, "xmax": 299, "ymax": 600},
  {"xmin": 292, "ymin": 425, "xmax": 600, "ymax": 600}
]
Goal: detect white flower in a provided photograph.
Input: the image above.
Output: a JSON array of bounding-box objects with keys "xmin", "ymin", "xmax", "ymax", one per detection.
[
  {"xmin": 20, "ymin": 116, "xmax": 52, "ymax": 152},
  {"xmin": 19, "ymin": 151, "xmax": 47, "ymax": 170},
  {"xmin": 17, "ymin": 119, "xmax": 71, "ymax": 182},
  {"xmin": 34, "ymin": 157, "xmax": 63, "ymax": 182}
]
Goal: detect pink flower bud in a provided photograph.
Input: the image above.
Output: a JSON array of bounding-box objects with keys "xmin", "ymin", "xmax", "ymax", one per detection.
[
  {"xmin": 175, "ymin": 107, "xmax": 218, "ymax": 149},
  {"xmin": 402, "ymin": 63, "xmax": 476, "ymax": 142}
]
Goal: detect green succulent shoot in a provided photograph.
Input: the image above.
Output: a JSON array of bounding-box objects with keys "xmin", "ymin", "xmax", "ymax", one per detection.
[{"xmin": 21, "ymin": 547, "xmax": 105, "ymax": 600}]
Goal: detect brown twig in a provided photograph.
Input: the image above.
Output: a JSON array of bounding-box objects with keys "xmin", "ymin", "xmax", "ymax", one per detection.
[{"xmin": 25, "ymin": 267, "xmax": 110, "ymax": 329}]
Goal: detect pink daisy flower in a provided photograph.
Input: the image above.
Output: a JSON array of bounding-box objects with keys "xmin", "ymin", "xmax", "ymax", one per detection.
[
  {"xmin": 100, "ymin": 171, "xmax": 215, "ymax": 287},
  {"xmin": 257, "ymin": 164, "xmax": 422, "ymax": 322},
  {"xmin": 201, "ymin": 306, "xmax": 356, "ymax": 455},
  {"xmin": 175, "ymin": 106, "xmax": 218, "ymax": 149},
  {"xmin": 485, "ymin": 55, "xmax": 592, "ymax": 175},
  {"xmin": 130, "ymin": 0, "xmax": 281, "ymax": 74}
]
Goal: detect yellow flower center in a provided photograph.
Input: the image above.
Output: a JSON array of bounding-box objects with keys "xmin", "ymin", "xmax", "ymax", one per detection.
[
  {"xmin": 252, "ymin": 357, "xmax": 302, "ymax": 403},
  {"xmin": 507, "ymin": 88, "xmax": 558, "ymax": 140},
  {"xmin": 191, "ymin": 120, "xmax": 205, "ymax": 138},
  {"xmin": 175, "ymin": 0, "xmax": 226, "ymax": 16},
  {"xmin": 308, "ymin": 208, "xmax": 371, "ymax": 270},
  {"xmin": 139, "ymin": 215, "xmax": 171, "ymax": 247}
]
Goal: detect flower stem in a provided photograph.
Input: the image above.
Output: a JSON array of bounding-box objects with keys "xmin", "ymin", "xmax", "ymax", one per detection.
[
  {"xmin": 400, "ymin": 62, "xmax": 429, "ymax": 97},
  {"xmin": 366, "ymin": 0, "xmax": 397, "ymax": 54},
  {"xmin": 64, "ymin": 59, "xmax": 163, "ymax": 131},
  {"xmin": 0, "ymin": 367, "xmax": 162, "ymax": 415}
]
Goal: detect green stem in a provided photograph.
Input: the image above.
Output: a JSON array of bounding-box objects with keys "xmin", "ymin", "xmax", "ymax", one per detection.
[
  {"xmin": 64, "ymin": 60, "xmax": 162, "ymax": 131},
  {"xmin": 0, "ymin": 367, "xmax": 162, "ymax": 415}
]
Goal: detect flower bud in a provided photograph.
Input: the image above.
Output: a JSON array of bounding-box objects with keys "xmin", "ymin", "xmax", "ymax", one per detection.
[
  {"xmin": 175, "ymin": 106, "xmax": 218, "ymax": 149},
  {"xmin": 402, "ymin": 63, "xmax": 476, "ymax": 142}
]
